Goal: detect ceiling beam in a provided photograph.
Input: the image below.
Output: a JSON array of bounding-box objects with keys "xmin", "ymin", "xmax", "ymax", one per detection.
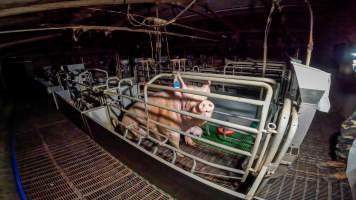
[
  {"xmin": 202, "ymin": 4, "xmax": 237, "ymax": 32},
  {"xmin": 0, "ymin": 25, "xmax": 219, "ymax": 42},
  {"xmin": 0, "ymin": 0, "xmax": 188, "ymax": 18},
  {"xmin": 88, "ymin": 8, "xmax": 221, "ymax": 35},
  {"xmin": 0, "ymin": 34, "xmax": 61, "ymax": 48}
]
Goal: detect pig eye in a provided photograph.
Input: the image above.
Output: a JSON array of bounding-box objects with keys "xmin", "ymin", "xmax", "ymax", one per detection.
[{"xmin": 209, "ymin": 104, "xmax": 212, "ymax": 107}]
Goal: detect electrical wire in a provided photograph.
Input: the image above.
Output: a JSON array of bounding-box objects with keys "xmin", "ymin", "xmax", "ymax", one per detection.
[
  {"xmin": 88, "ymin": 8, "xmax": 219, "ymax": 35},
  {"xmin": 127, "ymin": 0, "xmax": 196, "ymax": 27}
]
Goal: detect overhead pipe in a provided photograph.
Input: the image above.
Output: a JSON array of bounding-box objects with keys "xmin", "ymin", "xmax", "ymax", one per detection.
[
  {"xmin": 87, "ymin": 8, "xmax": 220, "ymax": 36},
  {"xmin": 0, "ymin": 34, "xmax": 61, "ymax": 48},
  {"xmin": 305, "ymin": 0, "xmax": 314, "ymax": 66},
  {"xmin": 0, "ymin": 25, "xmax": 218, "ymax": 42},
  {"xmin": 0, "ymin": 0, "xmax": 187, "ymax": 18}
]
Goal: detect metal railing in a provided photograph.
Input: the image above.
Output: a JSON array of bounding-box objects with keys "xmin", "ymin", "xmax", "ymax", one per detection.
[{"xmin": 104, "ymin": 73, "xmax": 275, "ymax": 181}]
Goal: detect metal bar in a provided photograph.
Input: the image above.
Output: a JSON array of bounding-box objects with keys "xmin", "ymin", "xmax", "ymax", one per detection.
[
  {"xmin": 179, "ymin": 71, "xmax": 276, "ymax": 85},
  {"xmin": 246, "ymin": 165, "xmax": 269, "ymax": 200},
  {"xmin": 89, "ymin": 116, "xmax": 248, "ymax": 199},
  {"xmin": 0, "ymin": 34, "xmax": 61, "ymax": 48},
  {"xmin": 115, "ymin": 117, "xmax": 246, "ymax": 175},
  {"xmin": 261, "ymin": 98, "xmax": 291, "ymax": 170},
  {"xmin": 145, "ymin": 73, "xmax": 273, "ymax": 182},
  {"xmin": 145, "ymin": 100, "xmax": 258, "ymax": 134},
  {"xmin": 242, "ymin": 100, "xmax": 272, "ymax": 181},
  {"xmin": 193, "ymin": 171, "xmax": 242, "ymax": 180},
  {"xmin": 0, "ymin": 26, "xmax": 218, "ymax": 42},
  {"xmin": 118, "ymin": 105, "xmax": 252, "ymax": 157},
  {"xmin": 273, "ymin": 106, "xmax": 298, "ymax": 164},
  {"xmin": 213, "ymin": 110, "xmax": 260, "ymax": 122},
  {"xmin": 254, "ymin": 131, "xmax": 273, "ymax": 173},
  {"xmin": 105, "ymin": 77, "xmax": 120, "ymax": 89},
  {"xmin": 144, "ymin": 82, "xmax": 266, "ymax": 134},
  {"xmin": 0, "ymin": 0, "xmax": 186, "ymax": 18},
  {"xmin": 305, "ymin": 0, "xmax": 314, "ymax": 66},
  {"xmin": 148, "ymin": 115, "xmax": 252, "ymax": 157},
  {"xmin": 223, "ymin": 66, "xmax": 278, "ymax": 89},
  {"xmin": 149, "ymin": 84, "xmax": 265, "ymax": 106},
  {"xmin": 88, "ymin": 8, "xmax": 220, "ymax": 36}
]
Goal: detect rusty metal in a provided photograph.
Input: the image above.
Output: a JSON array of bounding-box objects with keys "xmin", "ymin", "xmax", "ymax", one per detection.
[{"xmin": 15, "ymin": 121, "xmax": 172, "ymax": 200}]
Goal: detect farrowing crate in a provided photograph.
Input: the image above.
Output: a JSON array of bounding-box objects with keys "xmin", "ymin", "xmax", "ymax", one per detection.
[
  {"xmin": 81, "ymin": 72, "xmax": 298, "ymax": 200},
  {"xmin": 132, "ymin": 59, "xmax": 290, "ymax": 104}
]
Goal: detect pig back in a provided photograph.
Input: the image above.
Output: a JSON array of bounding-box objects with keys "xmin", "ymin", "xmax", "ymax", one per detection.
[{"xmin": 122, "ymin": 91, "xmax": 184, "ymax": 131}]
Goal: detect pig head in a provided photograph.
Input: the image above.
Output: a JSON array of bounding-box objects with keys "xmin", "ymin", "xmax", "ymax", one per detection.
[{"xmin": 121, "ymin": 74, "xmax": 214, "ymax": 152}]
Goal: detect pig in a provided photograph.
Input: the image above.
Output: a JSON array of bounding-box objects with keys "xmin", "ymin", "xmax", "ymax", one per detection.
[{"xmin": 121, "ymin": 74, "xmax": 214, "ymax": 153}]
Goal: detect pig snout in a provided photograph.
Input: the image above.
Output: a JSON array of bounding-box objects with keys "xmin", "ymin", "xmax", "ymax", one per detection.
[{"xmin": 198, "ymin": 100, "xmax": 214, "ymax": 117}]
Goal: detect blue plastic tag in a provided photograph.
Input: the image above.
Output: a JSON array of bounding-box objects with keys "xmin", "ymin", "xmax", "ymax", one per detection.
[{"xmin": 173, "ymin": 80, "xmax": 181, "ymax": 88}]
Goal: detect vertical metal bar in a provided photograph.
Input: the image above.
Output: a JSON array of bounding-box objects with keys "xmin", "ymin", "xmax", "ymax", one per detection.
[
  {"xmin": 242, "ymin": 91, "xmax": 273, "ymax": 181},
  {"xmin": 305, "ymin": 0, "xmax": 314, "ymax": 66},
  {"xmin": 327, "ymin": 179, "xmax": 332, "ymax": 200},
  {"xmin": 246, "ymin": 165, "xmax": 269, "ymax": 200},
  {"xmin": 52, "ymin": 92, "xmax": 59, "ymax": 110},
  {"xmin": 254, "ymin": 130, "xmax": 273, "ymax": 172},
  {"xmin": 143, "ymin": 82, "xmax": 151, "ymax": 137},
  {"xmin": 274, "ymin": 106, "xmax": 299, "ymax": 164},
  {"xmin": 260, "ymin": 98, "xmax": 291, "ymax": 171},
  {"xmin": 145, "ymin": 72, "xmax": 273, "ymax": 182}
]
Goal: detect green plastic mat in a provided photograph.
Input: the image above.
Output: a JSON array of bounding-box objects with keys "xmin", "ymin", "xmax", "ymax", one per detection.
[{"xmin": 193, "ymin": 123, "xmax": 256, "ymax": 155}]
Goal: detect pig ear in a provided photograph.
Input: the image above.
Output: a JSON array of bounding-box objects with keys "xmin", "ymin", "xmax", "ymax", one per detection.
[
  {"xmin": 203, "ymin": 80, "xmax": 211, "ymax": 88},
  {"xmin": 200, "ymin": 80, "xmax": 211, "ymax": 93}
]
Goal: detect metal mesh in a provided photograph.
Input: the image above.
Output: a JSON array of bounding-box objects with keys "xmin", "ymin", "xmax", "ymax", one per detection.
[
  {"xmin": 139, "ymin": 137, "xmax": 243, "ymax": 190},
  {"xmin": 256, "ymin": 113, "xmax": 353, "ymax": 200},
  {"xmin": 15, "ymin": 121, "xmax": 172, "ymax": 200}
]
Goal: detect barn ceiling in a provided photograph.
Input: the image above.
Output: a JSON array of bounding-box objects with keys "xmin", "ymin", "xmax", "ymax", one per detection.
[{"xmin": 0, "ymin": 0, "xmax": 334, "ymax": 60}]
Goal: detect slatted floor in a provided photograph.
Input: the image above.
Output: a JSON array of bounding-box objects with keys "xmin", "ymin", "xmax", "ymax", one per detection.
[
  {"xmin": 15, "ymin": 121, "xmax": 172, "ymax": 200},
  {"xmin": 140, "ymin": 138, "xmax": 243, "ymax": 191},
  {"xmin": 256, "ymin": 112, "xmax": 353, "ymax": 200}
]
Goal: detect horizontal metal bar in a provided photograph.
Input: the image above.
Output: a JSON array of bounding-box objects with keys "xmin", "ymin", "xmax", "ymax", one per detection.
[
  {"xmin": 114, "ymin": 113, "xmax": 246, "ymax": 175},
  {"xmin": 178, "ymin": 72, "xmax": 276, "ymax": 85},
  {"xmin": 114, "ymin": 94, "xmax": 257, "ymax": 137},
  {"xmin": 205, "ymin": 122, "xmax": 255, "ymax": 137},
  {"xmin": 213, "ymin": 110, "xmax": 260, "ymax": 122},
  {"xmin": 193, "ymin": 171, "xmax": 242, "ymax": 180},
  {"xmin": 148, "ymin": 84, "xmax": 265, "ymax": 106},
  {"xmin": 111, "ymin": 93, "xmax": 260, "ymax": 135},
  {"xmin": 225, "ymin": 66, "xmax": 283, "ymax": 72},
  {"xmin": 118, "ymin": 105, "xmax": 252, "ymax": 157},
  {"xmin": 0, "ymin": 25, "xmax": 219, "ymax": 42},
  {"xmin": 146, "ymin": 101, "xmax": 259, "ymax": 134},
  {"xmin": 148, "ymin": 116, "xmax": 252, "ymax": 157},
  {"xmin": 87, "ymin": 114, "xmax": 247, "ymax": 199}
]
